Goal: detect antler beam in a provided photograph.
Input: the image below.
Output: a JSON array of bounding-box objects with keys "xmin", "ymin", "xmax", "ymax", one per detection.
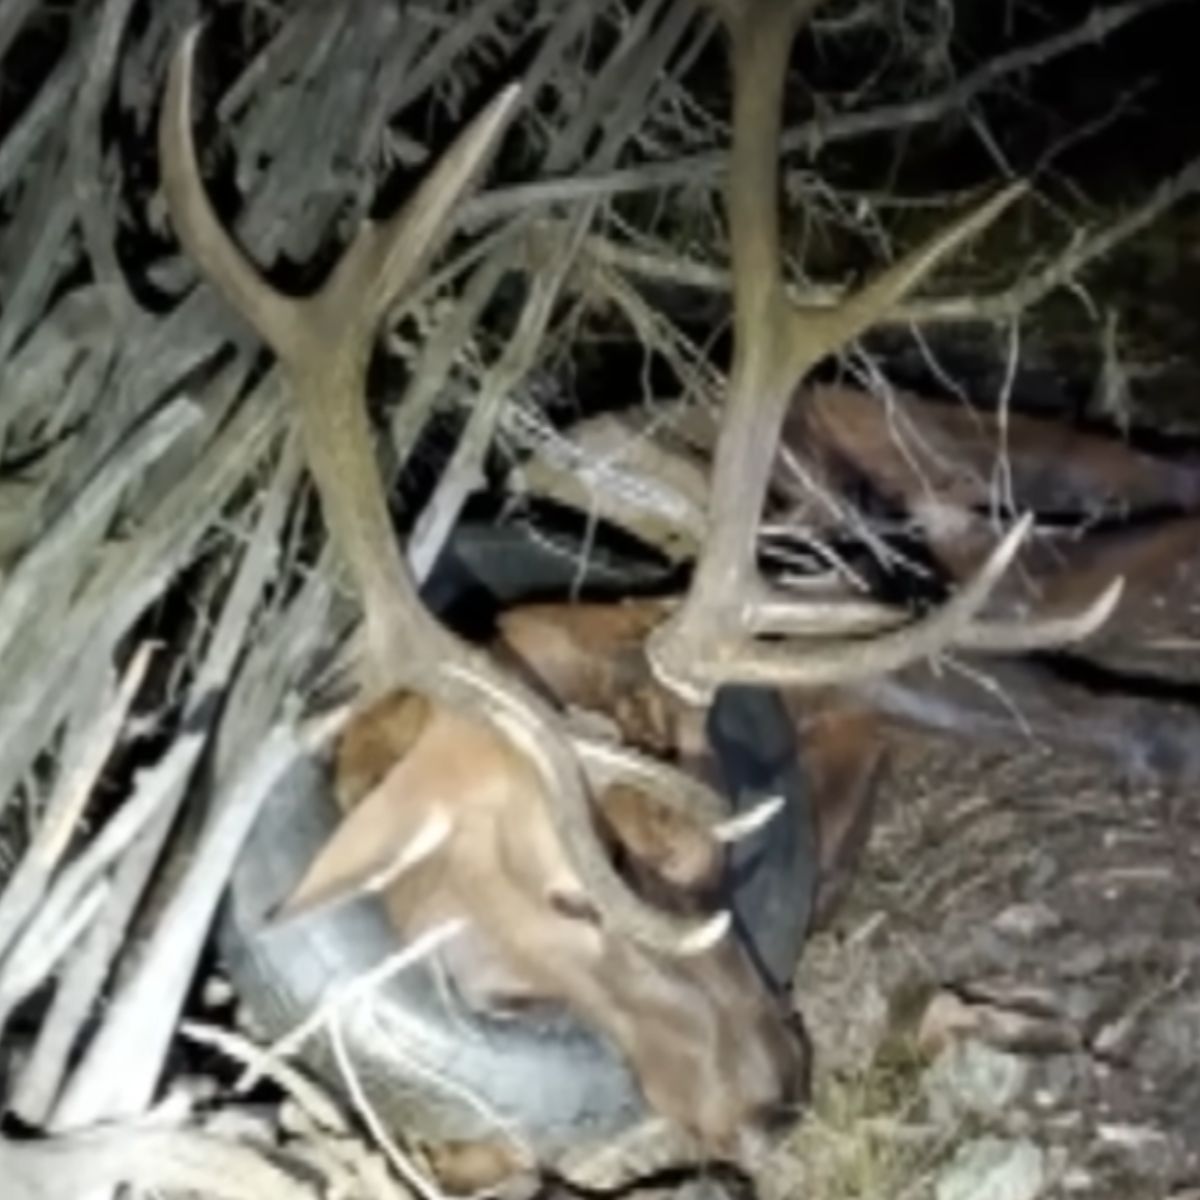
[{"xmin": 645, "ymin": 0, "xmax": 1121, "ymax": 704}]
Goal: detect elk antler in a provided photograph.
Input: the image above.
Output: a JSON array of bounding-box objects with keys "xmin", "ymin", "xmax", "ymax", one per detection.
[
  {"xmin": 158, "ymin": 28, "xmax": 727, "ymax": 956},
  {"xmin": 645, "ymin": 0, "xmax": 1122, "ymax": 704}
]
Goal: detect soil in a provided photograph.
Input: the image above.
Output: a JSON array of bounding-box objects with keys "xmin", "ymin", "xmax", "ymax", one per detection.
[{"xmin": 773, "ymin": 730, "xmax": 1200, "ymax": 1200}]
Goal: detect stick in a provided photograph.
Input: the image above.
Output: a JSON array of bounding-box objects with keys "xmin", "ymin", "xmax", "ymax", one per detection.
[
  {"xmin": 1, "ymin": 1124, "xmax": 319, "ymax": 1200},
  {"xmin": 11, "ymin": 444, "xmax": 301, "ymax": 1121},
  {"xmin": 50, "ymin": 722, "xmax": 309, "ymax": 1129},
  {"xmin": 0, "ymin": 641, "xmax": 154, "ymax": 964}
]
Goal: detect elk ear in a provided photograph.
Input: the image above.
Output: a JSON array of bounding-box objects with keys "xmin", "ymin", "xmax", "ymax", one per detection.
[
  {"xmin": 598, "ymin": 782, "xmax": 722, "ymax": 892},
  {"xmin": 334, "ymin": 690, "xmax": 431, "ymax": 809},
  {"xmin": 264, "ymin": 750, "xmax": 453, "ymax": 929}
]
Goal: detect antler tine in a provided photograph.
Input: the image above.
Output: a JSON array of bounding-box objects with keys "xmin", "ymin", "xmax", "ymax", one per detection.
[
  {"xmin": 655, "ymin": 513, "xmax": 1035, "ymax": 698},
  {"xmin": 783, "ymin": 182, "xmax": 1026, "ymax": 381},
  {"xmin": 319, "ymin": 89, "xmax": 522, "ymax": 334},
  {"xmin": 160, "ymin": 26, "xmax": 298, "ymax": 359},
  {"xmin": 953, "ymin": 576, "xmax": 1125, "ymax": 653},
  {"xmin": 742, "ymin": 574, "xmax": 1127, "ymax": 652},
  {"xmin": 161, "ymin": 28, "xmax": 731, "ymax": 958},
  {"xmin": 645, "ymin": 0, "xmax": 1119, "ymax": 703},
  {"xmin": 162, "ymin": 26, "xmax": 521, "ymax": 354}
]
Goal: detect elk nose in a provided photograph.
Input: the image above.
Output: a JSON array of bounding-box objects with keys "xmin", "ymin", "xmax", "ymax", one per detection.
[
  {"xmin": 751, "ymin": 1093, "xmax": 802, "ymax": 1141},
  {"xmin": 733, "ymin": 1107, "xmax": 795, "ymax": 1171}
]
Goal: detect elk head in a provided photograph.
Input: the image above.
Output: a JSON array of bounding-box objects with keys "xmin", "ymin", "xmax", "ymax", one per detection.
[
  {"xmin": 158, "ymin": 0, "xmax": 1120, "ymax": 1169},
  {"xmin": 314, "ymin": 688, "xmax": 808, "ymax": 1162}
]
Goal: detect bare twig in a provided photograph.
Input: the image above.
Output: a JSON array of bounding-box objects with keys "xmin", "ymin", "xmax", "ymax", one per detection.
[
  {"xmin": 0, "ymin": 0, "xmax": 39, "ymax": 68},
  {"xmin": 257, "ymin": 921, "xmax": 467, "ymax": 1068},
  {"xmin": 409, "ymin": 215, "xmax": 590, "ymax": 581},
  {"xmin": 461, "ymin": 0, "xmax": 1186, "ymax": 223},
  {"xmin": 1, "ymin": 1124, "xmax": 320, "ymax": 1200},
  {"xmin": 0, "ymin": 152, "xmax": 79, "ymax": 366},
  {"xmin": 51, "ymin": 721, "xmax": 309, "ymax": 1129},
  {"xmin": 179, "ymin": 1020, "xmax": 350, "ymax": 1134},
  {"xmin": 10, "ymin": 444, "xmax": 302, "ymax": 1122},
  {"xmin": 69, "ymin": 0, "xmax": 138, "ymax": 319},
  {"xmin": 0, "ymin": 35, "xmax": 83, "ymax": 198},
  {"xmin": 0, "ymin": 400, "xmax": 200, "ymax": 664},
  {"xmin": 387, "ymin": 251, "xmax": 511, "ymax": 477},
  {"xmin": 0, "ymin": 640, "xmax": 154, "ymax": 963},
  {"xmin": 330, "ymin": 1008, "xmax": 449, "ymax": 1200},
  {"xmin": 0, "ymin": 739, "xmax": 200, "ymax": 1030},
  {"xmin": 0, "ymin": 380, "xmax": 281, "ymax": 812},
  {"xmin": 904, "ymin": 153, "xmax": 1200, "ymax": 323},
  {"xmin": 9, "ymin": 803, "xmax": 177, "ymax": 1125},
  {"xmin": 554, "ymin": 147, "xmax": 1200, "ymax": 338}
]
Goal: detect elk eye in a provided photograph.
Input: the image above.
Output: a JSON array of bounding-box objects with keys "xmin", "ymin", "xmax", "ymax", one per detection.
[
  {"xmin": 548, "ymin": 890, "xmax": 601, "ymax": 926},
  {"xmin": 486, "ymin": 992, "xmax": 553, "ymax": 1020}
]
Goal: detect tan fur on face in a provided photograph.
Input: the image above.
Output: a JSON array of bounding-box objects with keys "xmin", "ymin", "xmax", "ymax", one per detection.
[{"xmin": 284, "ymin": 689, "xmax": 805, "ymax": 1156}]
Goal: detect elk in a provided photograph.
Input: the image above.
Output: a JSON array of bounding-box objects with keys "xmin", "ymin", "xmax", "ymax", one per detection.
[{"xmin": 158, "ymin": 0, "xmax": 1121, "ymax": 1174}]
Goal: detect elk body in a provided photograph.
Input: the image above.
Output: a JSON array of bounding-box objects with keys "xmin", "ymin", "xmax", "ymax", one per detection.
[
  {"xmin": 575, "ymin": 377, "xmax": 1200, "ymax": 779},
  {"xmin": 159, "ymin": 0, "xmax": 1120, "ymax": 1182}
]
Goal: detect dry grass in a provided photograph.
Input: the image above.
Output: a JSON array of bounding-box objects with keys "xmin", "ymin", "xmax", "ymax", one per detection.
[{"xmin": 774, "ymin": 1035, "xmax": 935, "ymax": 1200}]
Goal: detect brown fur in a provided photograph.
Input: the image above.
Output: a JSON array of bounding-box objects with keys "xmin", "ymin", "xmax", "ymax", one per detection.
[{"xmin": 308, "ymin": 690, "xmax": 806, "ymax": 1160}]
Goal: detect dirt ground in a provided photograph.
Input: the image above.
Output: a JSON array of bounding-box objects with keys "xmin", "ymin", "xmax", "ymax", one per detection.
[{"xmin": 767, "ymin": 733, "xmax": 1200, "ymax": 1200}]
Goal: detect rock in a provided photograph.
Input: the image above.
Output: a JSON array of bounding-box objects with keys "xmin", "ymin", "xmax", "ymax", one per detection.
[
  {"xmin": 993, "ymin": 902, "xmax": 1061, "ymax": 940},
  {"xmin": 918, "ymin": 990, "xmax": 982, "ymax": 1056},
  {"xmin": 1095, "ymin": 1122, "xmax": 1180, "ymax": 1180},
  {"xmin": 916, "ymin": 988, "xmax": 1080, "ymax": 1057},
  {"xmin": 923, "ymin": 1040, "xmax": 1029, "ymax": 1125},
  {"xmin": 1061, "ymin": 1166, "xmax": 1094, "ymax": 1191},
  {"xmin": 935, "ymin": 1137, "xmax": 1045, "ymax": 1200}
]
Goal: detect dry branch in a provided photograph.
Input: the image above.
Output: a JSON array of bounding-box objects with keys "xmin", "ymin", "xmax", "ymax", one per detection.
[
  {"xmin": 51, "ymin": 720, "xmax": 314, "ymax": 1130},
  {"xmin": 0, "ymin": 641, "xmax": 153, "ymax": 967},
  {"xmin": 460, "ymin": 0, "xmax": 1186, "ymax": 222},
  {"xmin": 2, "ymin": 1123, "xmax": 322, "ymax": 1200},
  {"xmin": 10, "ymin": 442, "xmax": 302, "ymax": 1124}
]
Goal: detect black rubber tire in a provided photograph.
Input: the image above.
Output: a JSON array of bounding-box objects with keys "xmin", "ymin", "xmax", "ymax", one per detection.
[{"xmin": 220, "ymin": 751, "xmax": 645, "ymax": 1153}]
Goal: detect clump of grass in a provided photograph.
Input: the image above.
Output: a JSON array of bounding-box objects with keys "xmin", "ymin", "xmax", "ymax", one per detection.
[{"xmin": 766, "ymin": 1031, "xmax": 942, "ymax": 1200}]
